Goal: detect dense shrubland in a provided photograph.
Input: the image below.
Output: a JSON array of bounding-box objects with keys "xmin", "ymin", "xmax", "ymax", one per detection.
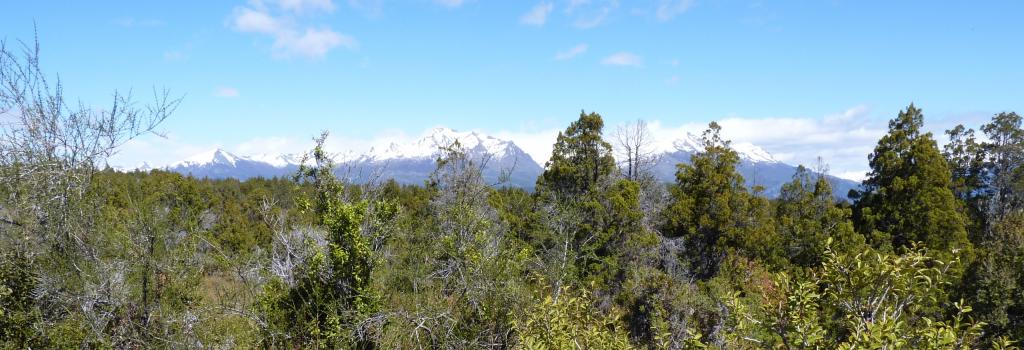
[{"xmin": 2, "ymin": 38, "xmax": 1023, "ymax": 349}]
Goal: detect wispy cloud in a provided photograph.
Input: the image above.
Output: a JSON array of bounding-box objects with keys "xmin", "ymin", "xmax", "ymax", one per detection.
[
  {"xmin": 601, "ymin": 52, "xmax": 643, "ymax": 67},
  {"xmin": 573, "ymin": 7, "xmax": 610, "ymax": 28},
  {"xmin": 230, "ymin": 0, "xmax": 356, "ymax": 59},
  {"xmin": 348, "ymin": 0, "xmax": 384, "ymax": 17},
  {"xmin": 435, "ymin": 0, "xmax": 468, "ymax": 8},
  {"xmin": 107, "ymin": 105, "xmax": 897, "ymax": 182},
  {"xmin": 214, "ymin": 86, "xmax": 241, "ymax": 98},
  {"xmin": 655, "ymin": 0, "xmax": 694, "ymax": 21},
  {"xmin": 636, "ymin": 105, "xmax": 886, "ymax": 181},
  {"xmin": 554, "ymin": 43, "xmax": 588, "ymax": 60},
  {"xmin": 277, "ymin": 0, "xmax": 337, "ymax": 14},
  {"xmin": 521, "ymin": 2, "xmax": 554, "ymax": 26},
  {"xmin": 114, "ymin": 18, "xmax": 165, "ymax": 28},
  {"xmin": 163, "ymin": 51, "xmax": 187, "ymax": 61},
  {"xmin": 568, "ymin": 0, "xmax": 618, "ymax": 29}
]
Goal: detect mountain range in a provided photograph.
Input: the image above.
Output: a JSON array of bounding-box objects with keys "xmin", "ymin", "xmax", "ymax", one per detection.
[{"xmin": 121, "ymin": 127, "xmax": 859, "ymax": 199}]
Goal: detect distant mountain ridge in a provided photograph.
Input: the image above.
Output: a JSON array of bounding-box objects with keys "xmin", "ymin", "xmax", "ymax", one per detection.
[
  {"xmin": 124, "ymin": 127, "xmax": 860, "ymax": 199},
  {"xmin": 649, "ymin": 132, "xmax": 859, "ymax": 199}
]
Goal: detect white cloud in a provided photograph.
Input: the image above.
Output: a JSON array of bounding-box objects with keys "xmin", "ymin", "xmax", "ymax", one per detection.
[
  {"xmin": 573, "ymin": 8, "xmax": 610, "ymax": 28},
  {"xmin": 554, "ymin": 43, "xmax": 588, "ymax": 60},
  {"xmin": 272, "ymin": 27, "xmax": 357, "ymax": 59},
  {"xmin": 348, "ymin": 0, "xmax": 384, "ymax": 17},
  {"xmin": 108, "ymin": 135, "xmax": 221, "ymax": 170},
  {"xmin": 233, "ymin": 7, "xmax": 283, "ymax": 34},
  {"xmin": 114, "ymin": 18, "xmax": 166, "ymax": 28},
  {"xmin": 214, "ymin": 87, "xmax": 241, "ymax": 98},
  {"xmin": 276, "ymin": 0, "xmax": 337, "ymax": 14},
  {"xmin": 492, "ymin": 128, "xmax": 562, "ymax": 165},
  {"xmin": 521, "ymin": 2, "xmax": 555, "ymax": 26},
  {"xmin": 230, "ymin": 2, "xmax": 355, "ymax": 59},
  {"xmin": 436, "ymin": 0, "xmax": 468, "ymax": 8},
  {"xmin": 601, "ymin": 52, "xmax": 643, "ymax": 67},
  {"xmin": 110, "ymin": 106, "xmax": 904, "ymax": 183},
  {"xmin": 633, "ymin": 105, "xmax": 887, "ymax": 181},
  {"xmin": 566, "ymin": 0, "xmax": 618, "ymax": 29},
  {"xmin": 655, "ymin": 0, "xmax": 694, "ymax": 21}
]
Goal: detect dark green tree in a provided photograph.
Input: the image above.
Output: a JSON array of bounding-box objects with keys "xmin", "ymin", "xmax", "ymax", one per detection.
[
  {"xmin": 532, "ymin": 111, "xmax": 630, "ymax": 297},
  {"xmin": 661, "ymin": 122, "xmax": 770, "ymax": 278},
  {"xmin": 981, "ymin": 112, "xmax": 1024, "ymax": 226},
  {"xmin": 776, "ymin": 165, "xmax": 864, "ymax": 269},
  {"xmin": 536, "ymin": 110, "xmax": 617, "ymax": 197},
  {"xmin": 852, "ymin": 104, "xmax": 971, "ymax": 259},
  {"xmin": 959, "ymin": 112, "xmax": 1024, "ymax": 344},
  {"xmin": 962, "ymin": 212, "xmax": 1024, "ymax": 343},
  {"xmin": 944, "ymin": 124, "xmax": 989, "ymax": 242}
]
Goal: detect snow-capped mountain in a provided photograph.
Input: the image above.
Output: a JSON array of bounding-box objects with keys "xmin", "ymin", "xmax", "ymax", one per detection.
[
  {"xmin": 358, "ymin": 127, "xmax": 516, "ymax": 162},
  {"xmin": 341, "ymin": 127, "xmax": 543, "ymax": 188},
  {"xmin": 148, "ymin": 128, "xmax": 544, "ymax": 188},
  {"xmin": 164, "ymin": 149, "xmax": 304, "ymax": 179},
  {"xmin": 651, "ymin": 133, "xmax": 859, "ymax": 199},
  {"xmin": 131, "ymin": 127, "xmax": 859, "ymax": 199},
  {"xmin": 664, "ymin": 132, "xmax": 780, "ymax": 164}
]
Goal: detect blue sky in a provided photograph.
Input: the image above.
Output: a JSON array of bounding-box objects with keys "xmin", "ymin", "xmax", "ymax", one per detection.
[{"xmin": 2, "ymin": 0, "xmax": 1022, "ymax": 179}]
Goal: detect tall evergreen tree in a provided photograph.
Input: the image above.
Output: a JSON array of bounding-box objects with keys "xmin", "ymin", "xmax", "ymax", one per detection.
[
  {"xmin": 959, "ymin": 112, "xmax": 1024, "ymax": 344},
  {"xmin": 776, "ymin": 165, "xmax": 863, "ymax": 269},
  {"xmin": 661, "ymin": 122, "xmax": 759, "ymax": 278},
  {"xmin": 852, "ymin": 104, "xmax": 971, "ymax": 258},
  {"xmin": 533, "ymin": 111, "xmax": 623, "ymax": 292},
  {"xmin": 536, "ymin": 110, "xmax": 617, "ymax": 197},
  {"xmin": 981, "ymin": 112, "xmax": 1024, "ymax": 225},
  {"xmin": 944, "ymin": 124, "xmax": 989, "ymax": 242}
]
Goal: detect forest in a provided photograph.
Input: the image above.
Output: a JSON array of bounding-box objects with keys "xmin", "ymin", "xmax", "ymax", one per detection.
[{"xmin": 2, "ymin": 39, "xmax": 1024, "ymax": 349}]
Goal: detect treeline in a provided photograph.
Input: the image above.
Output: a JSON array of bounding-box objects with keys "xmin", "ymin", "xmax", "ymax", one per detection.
[{"xmin": 2, "ymin": 40, "xmax": 1024, "ymax": 349}]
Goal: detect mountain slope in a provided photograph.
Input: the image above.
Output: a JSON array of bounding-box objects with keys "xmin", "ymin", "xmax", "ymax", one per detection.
[
  {"xmin": 165, "ymin": 149, "xmax": 303, "ymax": 180},
  {"xmin": 340, "ymin": 127, "xmax": 544, "ymax": 188},
  {"xmin": 147, "ymin": 128, "xmax": 859, "ymax": 199},
  {"xmin": 650, "ymin": 133, "xmax": 860, "ymax": 200}
]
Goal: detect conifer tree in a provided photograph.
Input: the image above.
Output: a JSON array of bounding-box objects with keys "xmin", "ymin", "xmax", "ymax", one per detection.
[
  {"xmin": 533, "ymin": 111, "xmax": 622, "ymax": 291},
  {"xmin": 776, "ymin": 165, "xmax": 863, "ymax": 269},
  {"xmin": 661, "ymin": 122, "xmax": 755, "ymax": 278},
  {"xmin": 852, "ymin": 104, "xmax": 971, "ymax": 258},
  {"xmin": 536, "ymin": 110, "xmax": 617, "ymax": 197},
  {"xmin": 981, "ymin": 112, "xmax": 1024, "ymax": 225},
  {"xmin": 944, "ymin": 124, "xmax": 989, "ymax": 242}
]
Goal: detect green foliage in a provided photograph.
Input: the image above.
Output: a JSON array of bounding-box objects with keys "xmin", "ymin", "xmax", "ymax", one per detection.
[
  {"xmin": 944, "ymin": 124, "xmax": 990, "ymax": 241},
  {"xmin": 536, "ymin": 110, "xmax": 617, "ymax": 197},
  {"xmin": 981, "ymin": 112, "xmax": 1024, "ymax": 219},
  {"xmin": 531, "ymin": 111, "xmax": 634, "ymax": 294},
  {"xmin": 963, "ymin": 212, "xmax": 1024, "ymax": 342},
  {"xmin": 0, "ymin": 252, "xmax": 42, "ymax": 349},
  {"xmin": 776, "ymin": 165, "xmax": 864, "ymax": 269},
  {"xmin": 662, "ymin": 122, "xmax": 780, "ymax": 278},
  {"xmin": 3, "ymin": 106, "xmax": 1023, "ymax": 349},
  {"xmin": 708, "ymin": 244, "xmax": 988, "ymax": 350},
  {"xmin": 259, "ymin": 133, "xmax": 379, "ymax": 348},
  {"xmin": 514, "ymin": 286, "xmax": 633, "ymax": 350},
  {"xmin": 853, "ymin": 104, "xmax": 972, "ymax": 260}
]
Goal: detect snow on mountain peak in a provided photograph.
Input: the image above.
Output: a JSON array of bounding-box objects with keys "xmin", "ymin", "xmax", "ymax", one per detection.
[
  {"xmin": 731, "ymin": 142, "xmax": 778, "ymax": 163},
  {"xmin": 173, "ymin": 148, "xmax": 239, "ymax": 167},
  {"xmin": 671, "ymin": 132, "xmax": 703, "ymax": 153},
  {"xmin": 170, "ymin": 149, "xmax": 305, "ymax": 169},
  {"xmin": 663, "ymin": 133, "xmax": 779, "ymax": 163},
  {"xmin": 364, "ymin": 127, "xmax": 513, "ymax": 161},
  {"xmin": 247, "ymin": 153, "xmax": 304, "ymax": 168}
]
